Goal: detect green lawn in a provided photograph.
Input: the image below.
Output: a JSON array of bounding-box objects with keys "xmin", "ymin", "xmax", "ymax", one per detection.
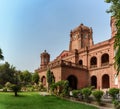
[{"xmin": 0, "ymin": 92, "xmax": 98, "ymax": 109}]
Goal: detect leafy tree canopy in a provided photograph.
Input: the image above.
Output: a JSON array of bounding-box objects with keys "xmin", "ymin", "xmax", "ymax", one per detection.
[
  {"xmin": 105, "ymin": 0, "xmax": 120, "ymax": 75},
  {"xmin": 0, "ymin": 62, "xmax": 16, "ymax": 85},
  {"xmin": 0, "ymin": 48, "xmax": 4, "ymax": 61},
  {"xmin": 32, "ymin": 72, "xmax": 39, "ymax": 84}
]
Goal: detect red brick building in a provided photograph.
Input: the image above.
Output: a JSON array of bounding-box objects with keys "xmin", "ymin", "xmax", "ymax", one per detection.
[{"xmin": 36, "ymin": 17, "xmax": 120, "ymax": 90}]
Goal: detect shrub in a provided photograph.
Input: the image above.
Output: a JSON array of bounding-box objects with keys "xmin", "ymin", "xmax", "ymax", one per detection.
[
  {"xmin": 5, "ymin": 82, "xmax": 12, "ymax": 90},
  {"xmin": 82, "ymin": 87, "xmax": 92, "ymax": 102},
  {"xmin": 92, "ymin": 90, "xmax": 103, "ymax": 105},
  {"xmin": 113, "ymin": 100, "xmax": 120, "ymax": 109},
  {"xmin": 0, "ymin": 84, "xmax": 3, "ymax": 89},
  {"xmin": 50, "ymin": 80, "xmax": 69, "ymax": 97},
  {"xmin": 72, "ymin": 90, "xmax": 82, "ymax": 98},
  {"xmin": 108, "ymin": 88, "xmax": 119, "ymax": 100},
  {"xmin": 50, "ymin": 83, "xmax": 57, "ymax": 94},
  {"xmin": 3, "ymin": 87, "xmax": 7, "ymax": 92}
]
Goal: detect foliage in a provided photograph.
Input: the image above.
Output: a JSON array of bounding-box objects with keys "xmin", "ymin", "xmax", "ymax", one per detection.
[
  {"xmin": 32, "ymin": 72, "xmax": 39, "ymax": 84},
  {"xmin": 60, "ymin": 80, "xmax": 69, "ymax": 96},
  {"xmin": 92, "ymin": 90, "xmax": 104, "ymax": 105},
  {"xmin": 21, "ymin": 82, "xmax": 47, "ymax": 92},
  {"xmin": 5, "ymin": 82, "xmax": 12, "ymax": 90},
  {"xmin": 19, "ymin": 70, "xmax": 32, "ymax": 85},
  {"xmin": 82, "ymin": 87, "xmax": 92, "ymax": 102},
  {"xmin": 0, "ymin": 62, "xmax": 16, "ymax": 85},
  {"xmin": 46, "ymin": 69, "xmax": 55, "ymax": 91},
  {"xmin": 50, "ymin": 80, "xmax": 69, "ymax": 97},
  {"xmin": 2, "ymin": 87, "xmax": 7, "ymax": 92},
  {"xmin": 0, "ymin": 84, "xmax": 3, "ymax": 89},
  {"xmin": 0, "ymin": 92, "xmax": 98, "ymax": 109},
  {"xmin": 0, "ymin": 48, "xmax": 4, "ymax": 61},
  {"xmin": 39, "ymin": 84, "xmax": 47, "ymax": 92},
  {"xmin": 108, "ymin": 88, "xmax": 119, "ymax": 100},
  {"xmin": 113, "ymin": 100, "xmax": 120, "ymax": 109},
  {"xmin": 72, "ymin": 89, "xmax": 82, "ymax": 98},
  {"xmin": 10, "ymin": 84, "xmax": 21, "ymax": 96},
  {"xmin": 105, "ymin": 0, "xmax": 120, "ymax": 75}
]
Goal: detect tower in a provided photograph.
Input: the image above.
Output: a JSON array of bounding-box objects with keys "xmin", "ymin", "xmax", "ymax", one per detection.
[
  {"xmin": 69, "ymin": 23, "xmax": 94, "ymax": 51},
  {"xmin": 40, "ymin": 50, "xmax": 50, "ymax": 68},
  {"xmin": 110, "ymin": 16, "xmax": 117, "ymax": 37}
]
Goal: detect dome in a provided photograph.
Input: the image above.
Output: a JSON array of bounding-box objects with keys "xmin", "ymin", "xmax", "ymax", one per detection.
[
  {"xmin": 72, "ymin": 23, "xmax": 90, "ymax": 33},
  {"xmin": 41, "ymin": 50, "xmax": 50, "ymax": 56}
]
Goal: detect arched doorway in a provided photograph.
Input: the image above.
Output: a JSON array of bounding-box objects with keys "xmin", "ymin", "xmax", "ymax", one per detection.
[
  {"xmin": 67, "ymin": 75, "xmax": 77, "ymax": 89},
  {"xmin": 41, "ymin": 76, "xmax": 46, "ymax": 86},
  {"xmin": 102, "ymin": 74, "xmax": 110, "ymax": 88},
  {"xmin": 91, "ymin": 76, "xmax": 97, "ymax": 89}
]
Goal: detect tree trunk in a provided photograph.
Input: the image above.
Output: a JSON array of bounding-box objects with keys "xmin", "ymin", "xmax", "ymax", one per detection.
[{"xmin": 15, "ymin": 91, "xmax": 17, "ymax": 96}]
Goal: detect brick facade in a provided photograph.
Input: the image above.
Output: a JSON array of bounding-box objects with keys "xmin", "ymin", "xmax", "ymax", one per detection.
[{"xmin": 36, "ymin": 17, "xmax": 120, "ymax": 90}]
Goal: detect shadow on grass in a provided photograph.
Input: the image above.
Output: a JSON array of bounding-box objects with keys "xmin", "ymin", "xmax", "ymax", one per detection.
[{"xmin": 9, "ymin": 92, "xmax": 28, "ymax": 98}]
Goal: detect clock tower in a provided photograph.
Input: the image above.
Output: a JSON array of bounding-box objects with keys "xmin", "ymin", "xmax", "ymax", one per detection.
[{"xmin": 69, "ymin": 23, "xmax": 94, "ymax": 51}]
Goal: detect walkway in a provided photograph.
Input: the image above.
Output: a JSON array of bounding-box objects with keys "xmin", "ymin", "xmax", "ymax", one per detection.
[{"xmin": 39, "ymin": 92, "xmax": 114, "ymax": 109}]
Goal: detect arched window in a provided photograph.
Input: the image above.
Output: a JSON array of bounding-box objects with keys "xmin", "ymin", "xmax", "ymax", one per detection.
[
  {"xmin": 90, "ymin": 56, "xmax": 97, "ymax": 68},
  {"xmin": 79, "ymin": 60, "xmax": 83, "ymax": 65},
  {"xmin": 101, "ymin": 53, "xmax": 109, "ymax": 66}
]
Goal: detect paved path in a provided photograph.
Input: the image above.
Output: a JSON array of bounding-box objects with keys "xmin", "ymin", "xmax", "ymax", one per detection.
[
  {"xmin": 39, "ymin": 92, "xmax": 114, "ymax": 109},
  {"xmin": 39, "ymin": 92, "xmax": 50, "ymax": 96}
]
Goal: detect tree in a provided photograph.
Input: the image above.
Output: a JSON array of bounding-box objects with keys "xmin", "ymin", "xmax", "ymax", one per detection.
[
  {"xmin": 20, "ymin": 70, "xmax": 32, "ymax": 85},
  {"xmin": 0, "ymin": 62, "xmax": 16, "ymax": 85},
  {"xmin": 32, "ymin": 72, "xmax": 39, "ymax": 84},
  {"xmin": 0, "ymin": 48, "xmax": 4, "ymax": 61},
  {"xmin": 105, "ymin": 0, "xmax": 120, "ymax": 75},
  {"xmin": 10, "ymin": 84, "xmax": 21, "ymax": 96},
  {"xmin": 46, "ymin": 69, "xmax": 54, "ymax": 91},
  {"xmin": 11, "ymin": 69, "xmax": 21, "ymax": 96}
]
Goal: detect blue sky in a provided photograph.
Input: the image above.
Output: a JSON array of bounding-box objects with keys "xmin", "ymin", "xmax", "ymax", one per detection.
[{"xmin": 0, "ymin": 0, "xmax": 111, "ymax": 72}]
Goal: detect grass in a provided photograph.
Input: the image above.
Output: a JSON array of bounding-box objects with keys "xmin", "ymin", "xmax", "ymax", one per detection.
[{"xmin": 0, "ymin": 92, "xmax": 98, "ymax": 109}]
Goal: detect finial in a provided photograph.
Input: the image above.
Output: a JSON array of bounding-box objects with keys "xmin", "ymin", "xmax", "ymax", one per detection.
[
  {"xmin": 80, "ymin": 23, "xmax": 83, "ymax": 26},
  {"xmin": 44, "ymin": 50, "xmax": 46, "ymax": 52}
]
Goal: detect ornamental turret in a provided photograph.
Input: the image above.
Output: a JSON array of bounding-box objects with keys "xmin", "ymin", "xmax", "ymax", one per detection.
[{"xmin": 40, "ymin": 50, "xmax": 50, "ymax": 68}]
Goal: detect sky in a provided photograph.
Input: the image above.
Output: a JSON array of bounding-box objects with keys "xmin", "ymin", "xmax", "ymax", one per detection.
[{"xmin": 0, "ymin": 0, "xmax": 111, "ymax": 72}]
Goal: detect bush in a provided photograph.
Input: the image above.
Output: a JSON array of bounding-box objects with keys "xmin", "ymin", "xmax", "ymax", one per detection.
[
  {"xmin": 50, "ymin": 83, "xmax": 57, "ymax": 94},
  {"xmin": 108, "ymin": 88, "xmax": 119, "ymax": 100},
  {"xmin": 5, "ymin": 82, "xmax": 12, "ymax": 90},
  {"xmin": 113, "ymin": 100, "xmax": 120, "ymax": 109},
  {"xmin": 82, "ymin": 88, "xmax": 92, "ymax": 102},
  {"xmin": 0, "ymin": 84, "xmax": 3, "ymax": 89},
  {"xmin": 72, "ymin": 90, "xmax": 82, "ymax": 98},
  {"xmin": 3, "ymin": 87, "xmax": 7, "ymax": 92},
  {"xmin": 92, "ymin": 90, "xmax": 103, "ymax": 105},
  {"xmin": 50, "ymin": 80, "xmax": 69, "ymax": 97}
]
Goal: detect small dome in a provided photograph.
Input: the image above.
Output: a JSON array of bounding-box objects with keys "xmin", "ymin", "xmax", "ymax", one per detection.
[
  {"xmin": 41, "ymin": 50, "xmax": 49, "ymax": 56},
  {"xmin": 72, "ymin": 23, "xmax": 90, "ymax": 32},
  {"xmin": 80, "ymin": 24, "xmax": 89, "ymax": 31}
]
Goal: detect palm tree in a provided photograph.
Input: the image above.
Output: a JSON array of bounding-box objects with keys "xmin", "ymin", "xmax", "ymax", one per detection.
[{"xmin": 0, "ymin": 48, "xmax": 4, "ymax": 61}]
